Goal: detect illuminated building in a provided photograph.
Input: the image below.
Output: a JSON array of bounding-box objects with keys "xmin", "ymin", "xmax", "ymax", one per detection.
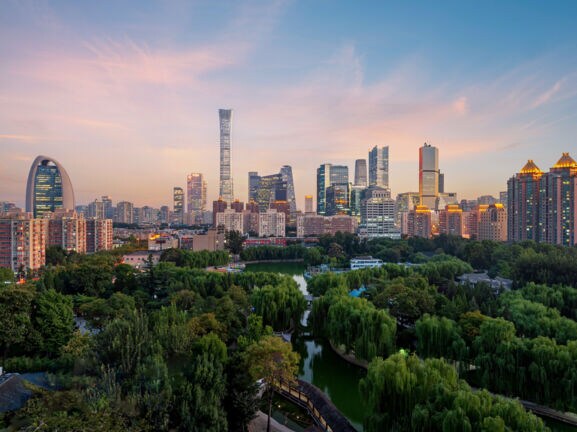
[
  {"xmin": 173, "ymin": 187, "xmax": 184, "ymax": 225},
  {"xmin": 230, "ymin": 199, "xmax": 244, "ymax": 213},
  {"xmin": 26, "ymin": 155, "xmax": 75, "ymax": 218},
  {"xmin": 478, "ymin": 204, "xmax": 507, "ymax": 242},
  {"xmin": 438, "ymin": 204, "xmax": 463, "ymax": 237},
  {"xmin": 507, "ymin": 160, "xmax": 543, "ymax": 242},
  {"xmin": 0, "ymin": 210, "xmax": 47, "ymax": 273},
  {"xmin": 369, "ymin": 146, "xmax": 389, "ymax": 188},
  {"xmin": 395, "ymin": 192, "xmax": 420, "ymax": 227},
  {"xmin": 316, "ymin": 164, "xmax": 348, "ymax": 215},
  {"xmin": 219, "ymin": 109, "xmax": 234, "ymax": 202},
  {"xmin": 354, "ymin": 159, "xmax": 367, "ymax": 187},
  {"xmin": 270, "ymin": 200, "xmax": 291, "ymax": 223},
  {"xmin": 246, "ymin": 200, "xmax": 259, "ymax": 214},
  {"xmin": 280, "ymin": 166, "xmax": 297, "ymax": 221},
  {"xmin": 325, "ymin": 183, "xmax": 350, "ymax": 216},
  {"xmin": 248, "ymin": 172, "xmax": 260, "ymax": 202},
  {"xmin": 249, "ymin": 167, "xmax": 296, "ymax": 222},
  {"xmin": 419, "ymin": 144, "xmax": 439, "ymax": 209},
  {"xmin": 407, "ymin": 205, "xmax": 432, "ymax": 238},
  {"xmin": 359, "ymin": 187, "xmax": 397, "ymax": 238},
  {"xmin": 304, "ymin": 195, "xmax": 314, "ymax": 213}
]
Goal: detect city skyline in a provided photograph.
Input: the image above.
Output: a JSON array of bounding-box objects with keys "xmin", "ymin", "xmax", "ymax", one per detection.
[{"xmin": 2, "ymin": 1, "xmax": 577, "ymax": 209}]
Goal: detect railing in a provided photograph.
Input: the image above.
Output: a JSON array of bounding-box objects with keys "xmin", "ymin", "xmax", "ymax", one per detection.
[{"xmin": 273, "ymin": 379, "xmax": 357, "ymax": 432}]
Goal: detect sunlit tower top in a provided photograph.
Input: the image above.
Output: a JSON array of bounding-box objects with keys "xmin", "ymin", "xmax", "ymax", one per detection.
[
  {"xmin": 419, "ymin": 143, "xmax": 439, "ymax": 208},
  {"xmin": 219, "ymin": 109, "xmax": 233, "ymax": 202}
]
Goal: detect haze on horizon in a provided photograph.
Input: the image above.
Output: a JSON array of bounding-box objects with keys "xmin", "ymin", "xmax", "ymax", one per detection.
[{"xmin": 1, "ymin": 0, "xmax": 577, "ymax": 210}]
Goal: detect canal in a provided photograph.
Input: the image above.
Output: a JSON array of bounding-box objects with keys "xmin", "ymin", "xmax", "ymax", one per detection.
[{"xmin": 244, "ymin": 262, "xmax": 577, "ymax": 432}]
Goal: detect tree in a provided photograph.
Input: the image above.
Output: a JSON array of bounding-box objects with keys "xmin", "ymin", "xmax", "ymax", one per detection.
[
  {"xmin": 245, "ymin": 336, "xmax": 300, "ymax": 432},
  {"xmin": 33, "ymin": 289, "xmax": 75, "ymax": 356},
  {"xmin": 225, "ymin": 230, "xmax": 244, "ymax": 255},
  {"xmin": 0, "ymin": 287, "xmax": 34, "ymax": 360},
  {"xmin": 0, "ymin": 267, "xmax": 14, "ymax": 284}
]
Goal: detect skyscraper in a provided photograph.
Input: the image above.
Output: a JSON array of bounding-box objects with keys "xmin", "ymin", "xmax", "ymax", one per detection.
[
  {"xmin": 26, "ymin": 155, "xmax": 75, "ymax": 218},
  {"xmin": 368, "ymin": 146, "xmax": 389, "ymax": 188},
  {"xmin": 173, "ymin": 187, "xmax": 184, "ymax": 225},
  {"xmin": 304, "ymin": 195, "xmax": 314, "ymax": 213},
  {"xmin": 280, "ymin": 165, "xmax": 297, "ymax": 219},
  {"xmin": 219, "ymin": 109, "xmax": 233, "ymax": 202},
  {"xmin": 507, "ymin": 160, "xmax": 542, "ymax": 242},
  {"xmin": 316, "ymin": 164, "xmax": 349, "ymax": 215},
  {"xmin": 359, "ymin": 187, "xmax": 396, "ymax": 238},
  {"xmin": 419, "ymin": 144, "xmax": 439, "ymax": 209},
  {"xmin": 354, "ymin": 159, "xmax": 367, "ymax": 187},
  {"xmin": 248, "ymin": 172, "xmax": 260, "ymax": 202},
  {"xmin": 187, "ymin": 173, "xmax": 207, "ymax": 215}
]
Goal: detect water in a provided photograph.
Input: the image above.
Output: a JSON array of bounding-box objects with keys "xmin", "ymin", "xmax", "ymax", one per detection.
[{"xmin": 246, "ymin": 262, "xmax": 577, "ymax": 432}]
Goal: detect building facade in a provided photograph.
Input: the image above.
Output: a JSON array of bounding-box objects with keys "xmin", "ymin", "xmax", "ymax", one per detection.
[
  {"xmin": 187, "ymin": 173, "xmax": 207, "ymax": 221},
  {"xmin": 0, "ymin": 211, "xmax": 48, "ymax": 273},
  {"xmin": 478, "ymin": 204, "xmax": 507, "ymax": 242},
  {"xmin": 258, "ymin": 209, "xmax": 285, "ymax": 237},
  {"xmin": 216, "ymin": 208, "xmax": 244, "ymax": 233},
  {"xmin": 359, "ymin": 187, "xmax": 397, "ymax": 238},
  {"xmin": 354, "ymin": 159, "xmax": 367, "ymax": 187},
  {"xmin": 173, "ymin": 187, "xmax": 184, "ymax": 225},
  {"xmin": 368, "ymin": 146, "xmax": 389, "ymax": 188},
  {"xmin": 507, "ymin": 160, "xmax": 542, "ymax": 242},
  {"xmin": 219, "ymin": 109, "xmax": 234, "ymax": 202},
  {"xmin": 419, "ymin": 144, "xmax": 439, "ymax": 209}
]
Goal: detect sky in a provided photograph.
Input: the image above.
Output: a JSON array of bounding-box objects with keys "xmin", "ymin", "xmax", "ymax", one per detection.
[{"xmin": 2, "ymin": 0, "xmax": 577, "ymax": 210}]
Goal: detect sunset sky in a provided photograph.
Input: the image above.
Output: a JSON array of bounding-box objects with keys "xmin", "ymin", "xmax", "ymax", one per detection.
[{"xmin": 2, "ymin": 0, "xmax": 577, "ymax": 210}]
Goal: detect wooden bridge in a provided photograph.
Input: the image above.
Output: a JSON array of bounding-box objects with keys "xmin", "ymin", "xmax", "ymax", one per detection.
[{"xmin": 274, "ymin": 379, "xmax": 357, "ymax": 432}]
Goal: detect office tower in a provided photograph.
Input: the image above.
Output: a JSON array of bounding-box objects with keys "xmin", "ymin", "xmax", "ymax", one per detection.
[
  {"xmin": 325, "ymin": 183, "xmax": 350, "ymax": 216},
  {"xmin": 230, "ymin": 199, "xmax": 244, "ymax": 213},
  {"xmin": 477, "ymin": 195, "xmax": 498, "ymax": 205},
  {"xmin": 478, "ymin": 204, "xmax": 507, "ymax": 242},
  {"xmin": 419, "ymin": 144, "xmax": 439, "ymax": 209},
  {"xmin": 507, "ymin": 160, "xmax": 542, "ymax": 242},
  {"xmin": 246, "ymin": 200, "xmax": 259, "ymax": 214},
  {"xmin": 258, "ymin": 209, "xmax": 285, "ymax": 237},
  {"xmin": 349, "ymin": 186, "xmax": 363, "ymax": 219},
  {"xmin": 354, "ymin": 159, "xmax": 367, "ymax": 187},
  {"xmin": 87, "ymin": 199, "xmax": 104, "ymax": 219},
  {"xmin": 86, "ymin": 218, "xmax": 113, "ymax": 253},
  {"xmin": 187, "ymin": 173, "xmax": 207, "ymax": 215},
  {"xmin": 48, "ymin": 209, "xmax": 86, "ymax": 253},
  {"xmin": 101, "ymin": 196, "xmax": 114, "ymax": 219},
  {"xmin": 216, "ymin": 208, "xmax": 244, "ymax": 233},
  {"xmin": 316, "ymin": 164, "xmax": 349, "ymax": 215},
  {"xmin": 359, "ymin": 187, "xmax": 397, "ymax": 238},
  {"xmin": 438, "ymin": 172, "xmax": 445, "ymax": 194},
  {"xmin": 395, "ymin": 192, "xmax": 420, "ymax": 227},
  {"xmin": 538, "ymin": 153, "xmax": 577, "ymax": 245},
  {"xmin": 280, "ymin": 165, "xmax": 297, "ymax": 221},
  {"xmin": 304, "ymin": 195, "xmax": 314, "ymax": 213},
  {"xmin": 248, "ymin": 172, "xmax": 260, "ymax": 202},
  {"xmin": 212, "ymin": 198, "xmax": 228, "ymax": 226},
  {"xmin": 407, "ymin": 205, "xmax": 432, "ymax": 238},
  {"xmin": 0, "ymin": 211, "xmax": 47, "ymax": 273},
  {"xmin": 219, "ymin": 109, "xmax": 233, "ymax": 202},
  {"xmin": 368, "ymin": 146, "xmax": 389, "ymax": 188},
  {"xmin": 270, "ymin": 200, "xmax": 291, "ymax": 223},
  {"xmin": 173, "ymin": 187, "xmax": 184, "ymax": 225},
  {"xmin": 499, "ymin": 191, "xmax": 508, "ymax": 207},
  {"xmin": 438, "ymin": 204, "xmax": 464, "ymax": 237},
  {"xmin": 116, "ymin": 201, "xmax": 134, "ymax": 224},
  {"xmin": 26, "ymin": 155, "xmax": 75, "ymax": 218}
]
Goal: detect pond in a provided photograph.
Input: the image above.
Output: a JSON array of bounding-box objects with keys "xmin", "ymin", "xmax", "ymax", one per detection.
[{"xmin": 245, "ymin": 262, "xmax": 577, "ymax": 432}]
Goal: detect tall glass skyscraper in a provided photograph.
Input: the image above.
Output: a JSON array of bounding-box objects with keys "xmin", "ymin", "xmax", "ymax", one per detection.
[
  {"xmin": 26, "ymin": 155, "xmax": 75, "ymax": 218},
  {"xmin": 354, "ymin": 159, "xmax": 367, "ymax": 187},
  {"xmin": 368, "ymin": 146, "xmax": 389, "ymax": 188},
  {"xmin": 419, "ymin": 143, "xmax": 439, "ymax": 208},
  {"xmin": 316, "ymin": 164, "xmax": 349, "ymax": 215},
  {"xmin": 187, "ymin": 173, "xmax": 206, "ymax": 214},
  {"xmin": 219, "ymin": 109, "xmax": 233, "ymax": 202}
]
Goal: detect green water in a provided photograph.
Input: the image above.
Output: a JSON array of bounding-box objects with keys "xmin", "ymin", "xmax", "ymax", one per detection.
[{"xmin": 246, "ymin": 262, "xmax": 577, "ymax": 432}]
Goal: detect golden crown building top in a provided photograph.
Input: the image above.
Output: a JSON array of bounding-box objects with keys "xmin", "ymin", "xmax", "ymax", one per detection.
[
  {"xmin": 552, "ymin": 152, "xmax": 577, "ymax": 170},
  {"xmin": 518, "ymin": 159, "xmax": 543, "ymax": 178}
]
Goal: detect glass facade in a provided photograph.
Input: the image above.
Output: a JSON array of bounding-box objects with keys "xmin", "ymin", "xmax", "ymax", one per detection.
[{"xmin": 33, "ymin": 163, "xmax": 63, "ymax": 218}]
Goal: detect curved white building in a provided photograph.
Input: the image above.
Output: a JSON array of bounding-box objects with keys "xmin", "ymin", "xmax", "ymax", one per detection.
[{"xmin": 26, "ymin": 155, "xmax": 75, "ymax": 218}]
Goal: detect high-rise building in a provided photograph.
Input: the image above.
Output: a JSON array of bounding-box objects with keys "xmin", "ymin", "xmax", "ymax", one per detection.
[
  {"xmin": 187, "ymin": 173, "xmax": 207, "ymax": 216},
  {"xmin": 368, "ymin": 146, "xmax": 389, "ymax": 188},
  {"xmin": 354, "ymin": 159, "xmax": 367, "ymax": 187},
  {"xmin": 438, "ymin": 204, "xmax": 463, "ymax": 237},
  {"xmin": 48, "ymin": 209, "xmax": 86, "ymax": 253},
  {"xmin": 173, "ymin": 187, "xmax": 184, "ymax": 225},
  {"xmin": 248, "ymin": 172, "xmax": 260, "ymax": 202},
  {"xmin": 26, "ymin": 155, "xmax": 75, "ymax": 218},
  {"xmin": 219, "ymin": 109, "xmax": 233, "ymax": 202},
  {"xmin": 230, "ymin": 199, "xmax": 244, "ymax": 213},
  {"xmin": 419, "ymin": 144, "xmax": 439, "ymax": 209},
  {"xmin": 101, "ymin": 196, "xmax": 114, "ymax": 219},
  {"xmin": 395, "ymin": 192, "xmax": 420, "ymax": 228},
  {"xmin": 297, "ymin": 214, "xmax": 358, "ymax": 237},
  {"xmin": 116, "ymin": 201, "xmax": 134, "ymax": 224},
  {"xmin": 249, "ymin": 167, "xmax": 296, "ymax": 223},
  {"xmin": 507, "ymin": 160, "xmax": 542, "ymax": 242},
  {"xmin": 326, "ymin": 183, "xmax": 350, "ymax": 216},
  {"xmin": 406, "ymin": 205, "xmax": 432, "ymax": 238},
  {"xmin": 0, "ymin": 210, "xmax": 48, "ymax": 273},
  {"xmin": 212, "ymin": 198, "xmax": 228, "ymax": 226},
  {"xmin": 86, "ymin": 218, "xmax": 113, "ymax": 253},
  {"xmin": 316, "ymin": 164, "xmax": 349, "ymax": 215},
  {"xmin": 280, "ymin": 166, "xmax": 297, "ymax": 219},
  {"xmin": 304, "ymin": 195, "xmax": 314, "ymax": 213},
  {"xmin": 87, "ymin": 199, "xmax": 104, "ymax": 219},
  {"xmin": 258, "ymin": 209, "xmax": 285, "ymax": 237},
  {"xmin": 359, "ymin": 187, "xmax": 397, "ymax": 238},
  {"xmin": 499, "ymin": 191, "xmax": 508, "ymax": 208},
  {"xmin": 478, "ymin": 204, "xmax": 507, "ymax": 242},
  {"xmin": 216, "ymin": 208, "xmax": 244, "ymax": 233}
]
